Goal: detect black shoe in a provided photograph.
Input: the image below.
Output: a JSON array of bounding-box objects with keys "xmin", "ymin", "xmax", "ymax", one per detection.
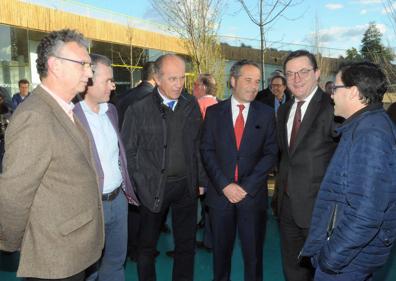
[
  {"xmin": 166, "ymin": 250, "xmax": 175, "ymax": 258},
  {"xmin": 196, "ymin": 241, "xmax": 212, "ymax": 252},
  {"xmin": 161, "ymin": 223, "xmax": 171, "ymax": 233}
]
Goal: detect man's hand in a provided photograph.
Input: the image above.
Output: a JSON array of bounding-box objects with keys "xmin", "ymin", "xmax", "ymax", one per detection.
[{"xmin": 222, "ymin": 183, "xmax": 247, "ymax": 203}]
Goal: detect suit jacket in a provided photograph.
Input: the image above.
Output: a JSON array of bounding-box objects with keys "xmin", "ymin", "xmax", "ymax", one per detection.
[
  {"xmin": 12, "ymin": 92, "xmax": 30, "ymax": 109},
  {"xmin": 200, "ymin": 99, "xmax": 278, "ymax": 209},
  {"xmin": 73, "ymin": 102, "xmax": 139, "ymax": 205},
  {"xmin": 274, "ymin": 88, "xmax": 338, "ymax": 228},
  {"xmin": 116, "ymin": 81, "xmax": 154, "ymax": 129},
  {"xmin": 0, "ymin": 86, "xmax": 104, "ymax": 278}
]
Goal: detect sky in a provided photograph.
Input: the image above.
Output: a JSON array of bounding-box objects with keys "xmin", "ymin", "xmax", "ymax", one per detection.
[{"xmin": 31, "ymin": 0, "xmax": 396, "ymax": 58}]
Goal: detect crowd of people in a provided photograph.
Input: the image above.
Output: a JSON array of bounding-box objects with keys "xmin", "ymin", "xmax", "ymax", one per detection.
[{"xmin": 0, "ymin": 28, "xmax": 396, "ymax": 281}]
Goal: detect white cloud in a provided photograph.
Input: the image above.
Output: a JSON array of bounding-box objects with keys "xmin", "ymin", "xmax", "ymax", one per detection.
[
  {"xmin": 360, "ymin": 9, "xmax": 367, "ymax": 15},
  {"xmin": 325, "ymin": 3, "xmax": 344, "ymax": 10},
  {"xmin": 308, "ymin": 23, "xmax": 387, "ymax": 45},
  {"xmin": 351, "ymin": 0, "xmax": 382, "ymax": 4}
]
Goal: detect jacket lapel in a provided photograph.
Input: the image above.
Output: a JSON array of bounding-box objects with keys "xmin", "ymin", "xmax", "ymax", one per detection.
[
  {"xmin": 221, "ymin": 99, "xmax": 237, "ymax": 150},
  {"xmin": 36, "ymin": 87, "xmax": 95, "ymax": 170},
  {"xmin": 239, "ymin": 101, "xmax": 258, "ymax": 151},
  {"xmin": 280, "ymin": 100, "xmax": 293, "ymax": 155}
]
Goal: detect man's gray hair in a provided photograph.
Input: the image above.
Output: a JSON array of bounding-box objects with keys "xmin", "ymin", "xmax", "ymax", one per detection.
[{"xmin": 36, "ymin": 29, "xmax": 89, "ymax": 79}]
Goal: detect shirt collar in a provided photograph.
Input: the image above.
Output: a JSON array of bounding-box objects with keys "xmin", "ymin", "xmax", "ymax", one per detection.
[
  {"xmin": 157, "ymin": 89, "xmax": 178, "ymax": 104},
  {"xmin": 294, "ymin": 86, "xmax": 318, "ymax": 104},
  {"xmin": 81, "ymin": 100, "xmax": 108, "ymax": 115},
  {"xmin": 40, "ymin": 84, "xmax": 75, "ymax": 121},
  {"xmin": 231, "ymin": 95, "xmax": 250, "ymax": 111}
]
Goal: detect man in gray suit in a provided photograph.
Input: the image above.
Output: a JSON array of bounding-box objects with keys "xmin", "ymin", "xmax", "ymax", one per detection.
[
  {"xmin": 0, "ymin": 29, "xmax": 104, "ymax": 281},
  {"xmin": 73, "ymin": 53, "xmax": 139, "ymax": 281}
]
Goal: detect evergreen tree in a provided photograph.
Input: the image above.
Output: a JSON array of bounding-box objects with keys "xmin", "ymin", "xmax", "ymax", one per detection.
[
  {"xmin": 345, "ymin": 47, "xmax": 363, "ymax": 61},
  {"xmin": 360, "ymin": 22, "xmax": 393, "ymax": 63}
]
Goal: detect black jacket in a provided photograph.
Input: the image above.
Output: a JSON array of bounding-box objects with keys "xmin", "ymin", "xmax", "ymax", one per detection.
[
  {"xmin": 116, "ymin": 81, "xmax": 154, "ymax": 129},
  {"xmin": 121, "ymin": 88, "xmax": 207, "ymax": 212}
]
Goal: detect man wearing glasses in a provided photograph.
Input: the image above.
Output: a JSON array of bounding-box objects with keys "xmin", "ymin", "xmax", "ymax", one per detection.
[
  {"xmin": 272, "ymin": 50, "xmax": 339, "ymax": 281},
  {"xmin": 260, "ymin": 73, "xmax": 291, "ymax": 115},
  {"xmin": 0, "ymin": 29, "xmax": 104, "ymax": 281},
  {"xmin": 302, "ymin": 62, "xmax": 396, "ymax": 281}
]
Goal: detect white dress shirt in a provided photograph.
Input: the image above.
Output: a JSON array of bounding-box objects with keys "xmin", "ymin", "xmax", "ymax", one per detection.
[{"xmin": 287, "ymin": 86, "xmax": 318, "ymax": 146}]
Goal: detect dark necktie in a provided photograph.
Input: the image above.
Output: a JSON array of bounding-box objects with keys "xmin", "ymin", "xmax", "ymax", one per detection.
[
  {"xmin": 289, "ymin": 101, "xmax": 305, "ymax": 151},
  {"xmin": 234, "ymin": 104, "xmax": 245, "ymax": 182},
  {"xmin": 167, "ymin": 100, "xmax": 176, "ymax": 111}
]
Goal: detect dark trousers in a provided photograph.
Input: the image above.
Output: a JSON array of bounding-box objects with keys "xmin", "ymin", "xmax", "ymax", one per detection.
[
  {"xmin": 279, "ymin": 194, "xmax": 314, "ymax": 281},
  {"xmin": 209, "ymin": 201, "xmax": 267, "ymax": 281},
  {"xmin": 25, "ymin": 271, "xmax": 85, "ymax": 281},
  {"xmin": 137, "ymin": 178, "xmax": 197, "ymax": 281},
  {"xmin": 127, "ymin": 204, "xmax": 140, "ymax": 258}
]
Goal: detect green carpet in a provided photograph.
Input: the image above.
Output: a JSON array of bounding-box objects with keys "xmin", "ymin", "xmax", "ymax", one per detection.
[{"xmin": 1, "ymin": 208, "xmax": 396, "ymax": 281}]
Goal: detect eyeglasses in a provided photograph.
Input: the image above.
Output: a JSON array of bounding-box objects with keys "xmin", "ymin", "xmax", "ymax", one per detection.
[
  {"xmin": 330, "ymin": 85, "xmax": 347, "ymax": 95},
  {"xmin": 54, "ymin": 56, "xmax": 93, "ymax": 69},
  {"xmin": 270, "ymin": 83, "xmax": 284, "ymax": 89},
  {"xmin": 285, "ymin": 68, "xmax": 314, "ymax": 80}
]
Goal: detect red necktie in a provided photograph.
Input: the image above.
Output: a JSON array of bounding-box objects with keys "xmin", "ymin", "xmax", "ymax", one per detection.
[
  {"xmin": 289, "ymin": 101, "xmax": 305, "ymax": 151},
  {"xmin": 234, "ymin": 104, "xmax": 245, "ymax": 182}
]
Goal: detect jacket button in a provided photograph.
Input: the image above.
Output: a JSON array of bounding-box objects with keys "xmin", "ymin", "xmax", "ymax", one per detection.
[
  {"xmin": 164, "ymin": 144, "xmax": 167, "ymax": 148},
  {"xmin": 161, "ymin": 168, "xmax": 166, "ymax": 173}
]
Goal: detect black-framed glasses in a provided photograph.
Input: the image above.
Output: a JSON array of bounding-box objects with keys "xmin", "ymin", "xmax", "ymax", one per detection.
[
  {"xmin": 54, "ymin": 56, "xmax": 93, "ymax": 69},
  {"xmin": 285, "ymin": 68, "xmax": 314, "ymax": 80},
  {"xmin": 330, "ymin": 85, "xmax": 347, "ymax": 95}
]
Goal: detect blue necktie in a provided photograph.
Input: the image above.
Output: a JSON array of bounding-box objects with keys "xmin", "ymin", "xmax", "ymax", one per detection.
[{"xmin": 167, "ymin": 101, "xmax": 176, "ymax": 111}]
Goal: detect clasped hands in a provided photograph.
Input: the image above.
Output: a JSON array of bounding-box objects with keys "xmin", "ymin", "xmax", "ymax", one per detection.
[{"xmin": 223, "ymin": 183, "xmax": 247, "ymax": 203}]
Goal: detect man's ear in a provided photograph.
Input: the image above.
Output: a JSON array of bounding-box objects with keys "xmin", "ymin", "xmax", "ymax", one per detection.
[
  {"xmin": 230, "ymin": 76, "xmax": 236, "ymax": 89},
  {"xmin": 349, "ymin": 85, "xmax": 360, "ymax": 101}
]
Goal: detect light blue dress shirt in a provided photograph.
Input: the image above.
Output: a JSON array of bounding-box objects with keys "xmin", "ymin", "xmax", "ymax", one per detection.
[{"xmin": 81, "ymin": 101, "xmax": 123, "ymax": 194}]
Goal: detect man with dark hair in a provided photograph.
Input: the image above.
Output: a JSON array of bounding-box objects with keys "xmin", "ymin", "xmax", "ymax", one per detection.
[
  {"xmin": 0, "ymin": 29, "xmax": 103, "ymax": 281},
  {"xmin": 122, "ymin": 54, "xmax": 206, "ymax": 281},
  {"xmin": 273, "ymin": 50, "xmax": 339, "ymax": 281},
  {"xmin": 301, "ymin": 62, "xmax": 396, "ymax": 281},
  {"xmin": 260, "ymin": 73, "xmax": 291, "ymax": 114},
  {"xmin": 201, "ymin": 59, "xmax": 277, "ymax": 281},
  {"xmin": 73, "ymin": 53, "xmax": 139, "ymax": 281},
  {"xmin": 324, "ymin": 80, "xmax": 335, "ymax": 96},
  {"xmin": 12, "ymin": 79, "xmax": 30, "ymax": 109},
  {"xmin": 116, "ymin": 61, "xmax": 156, "ymax": 128}
]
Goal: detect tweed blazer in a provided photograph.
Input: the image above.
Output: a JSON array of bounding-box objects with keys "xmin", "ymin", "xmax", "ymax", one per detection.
[{"xmin": 0, "ymin": 85, "xmax": 104, "ymax": 278}]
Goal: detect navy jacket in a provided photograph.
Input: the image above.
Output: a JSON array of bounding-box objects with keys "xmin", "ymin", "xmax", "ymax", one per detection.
[
  {"xmin": 302, "ymin": 104, "xmax": 396, "ymax": 274},
  {"xmin": 200, "ymin": 99, "xmax": 278, "ymax": 209},
  {"xmin": 73, "ymin": 102, "xmax": 139, "ymax": 206}
]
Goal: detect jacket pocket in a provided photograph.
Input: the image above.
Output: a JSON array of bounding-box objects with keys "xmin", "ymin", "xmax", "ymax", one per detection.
[{"xmin": 59, "ymin": 210, "xmax": 93, "ymax": 236}]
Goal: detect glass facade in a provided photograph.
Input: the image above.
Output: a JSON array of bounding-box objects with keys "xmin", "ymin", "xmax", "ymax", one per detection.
[{"xmin": 0, "ymin": 24, "xmax": 158, "ymax": 99}]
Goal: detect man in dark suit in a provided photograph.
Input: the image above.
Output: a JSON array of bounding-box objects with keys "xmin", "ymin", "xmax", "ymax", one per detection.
[
  {"xmin": 116, "ymin": 61, "xmax": 155, "ymax": 128},
  {"xmin": 201, "ymin": 59, "xmax": 278, "ymax": 281},
  {"xmin": 122, "ymin": 54, "xmax": 207, "ymax": 281},
  {"xmin": 273, "ymin": 50, "xmax": 339, "ymax": 281},
  {"xmin": 73, "ymin": 54, "xmax": 139, "ymax": 281},
  {"xmin": 260, "ymin": 73, "xmax": 291, "ymax": 114}
]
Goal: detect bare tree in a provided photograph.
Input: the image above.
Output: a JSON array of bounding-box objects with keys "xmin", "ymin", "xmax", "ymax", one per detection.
[
  {"xmin": 112, "ymin": 23, "xmax": 147, "ymax": 87},
  {"xmin": 237, "ymin": 0, "xmax": 293, "ymax": 89},
  {"xmin": 150, "ymin": 0, "xmax": 226, "ymax": 98}
]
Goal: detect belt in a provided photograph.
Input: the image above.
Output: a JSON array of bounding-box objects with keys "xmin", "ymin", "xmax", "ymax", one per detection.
[{"xmin": 102, "ymin": 186, "xmax": 121, "ymax": 201}]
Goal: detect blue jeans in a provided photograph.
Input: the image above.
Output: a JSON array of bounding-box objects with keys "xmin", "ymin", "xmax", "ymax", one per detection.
[
  {"xmin": 86, "ymin": 191, "xmax": 128, "ymax": 281},
  {"xmin": 314, "ymin": 266, "xmax": 373, "ymax": 281}
]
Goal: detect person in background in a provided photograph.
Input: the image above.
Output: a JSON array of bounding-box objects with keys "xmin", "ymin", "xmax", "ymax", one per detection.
[
  {"xmin": 302, "ymin": 61, "xmax": 396, "ymax": 281},
  {"xmin": 12, "ymin": 79, "xmax": 30, "ymax": 109},
  {"xmin": 260, "ymin": 73, "xmax": 291, "ymax": 115},
  {"xmin": 324, "ymin": 80, "xmax": 335, "ymax": 96}
]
